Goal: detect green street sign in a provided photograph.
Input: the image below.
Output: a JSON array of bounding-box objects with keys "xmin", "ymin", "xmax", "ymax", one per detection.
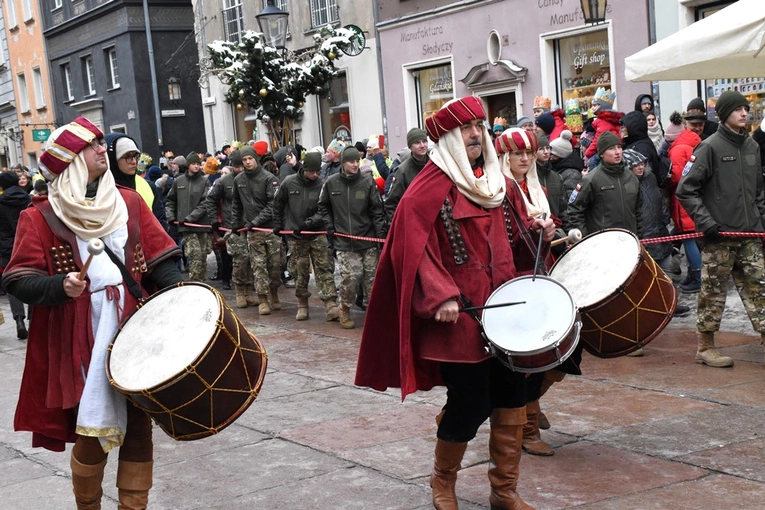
[{"xmin": 32, "ymin": 129, "xmax": 51, "ymax": 142}]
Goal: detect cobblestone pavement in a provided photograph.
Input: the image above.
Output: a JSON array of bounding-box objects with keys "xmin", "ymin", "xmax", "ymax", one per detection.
[{"xmin": 0, "ymin": 258, "xmax": 763, "ymax": 509}]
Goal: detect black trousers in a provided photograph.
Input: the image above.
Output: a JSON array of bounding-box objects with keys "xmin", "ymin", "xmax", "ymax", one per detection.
[{"xmin": 437, "ymin": 357, "xmax": 526, "ymax": 442}]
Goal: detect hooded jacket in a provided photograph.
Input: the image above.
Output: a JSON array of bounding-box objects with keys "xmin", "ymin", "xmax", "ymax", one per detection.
[
  {"xmin": 668, "ymin": 129, "xmax": 702, "ymax": 233},
  {"xmin": 634, "ymin": 93, "xmax": 654, "ymax": 112},
  {"xmin": 105, "ymin": 133, "xmax": 167, "ymax": 231},
  {"xmin": 584, "ymin": 110, "xmax": 624, "ymax": 160},
  {"xmin": 637, "ymin": 167, "xmax": 672, "ymax": 261},
  {"xmin": 621, "ymin": 111, "xmax": 661, "ymax": 184},
  {"xmin": 274, "ymin": 146, "xmax": 300, "ymax": 183},
  {"xmin": 549, "ymin": 109, "xmax": 579, "ymax": 145},
  {"xmin": 0, "ymin": 185, "xmax": 31, "ymax": 260},
  {"xmin": 551, "ymin": 150, "xmax": 584, "ymax": 200}
]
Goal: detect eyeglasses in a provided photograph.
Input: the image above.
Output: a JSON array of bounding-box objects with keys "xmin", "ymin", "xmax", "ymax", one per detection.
[
  {"xmin": 88, "ymin": 138, "xmax": 106, "ymax": 151},
  {"xmin": 538, "ymin": 147, "xmax": 553, "ymax": 153},
  {"xmin": 121, "ymin": 153, "xmax": 139, "ymax": 162}
]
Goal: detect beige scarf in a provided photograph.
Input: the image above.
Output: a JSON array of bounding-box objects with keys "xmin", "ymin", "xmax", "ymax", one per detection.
[
  {"xmin": 430, "ymin": 126, "xmax": 505, "ymax": 208},
  {"xmin": 500, "ymin": 157, "xmax": 550, "ymax": 219},
  {"xmin": 48, "ymin": 154, "xmax": 128, "ymax": 240}
]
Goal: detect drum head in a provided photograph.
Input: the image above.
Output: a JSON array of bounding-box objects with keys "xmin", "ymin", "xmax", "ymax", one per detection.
[
  {"xmin": 109, "ymin": 285, "xmax": 220, "ymax": 391},
  {"xmin": 482, "ymin": 276, "xmax": 577, "ymax": 354},
  {"xmin": 550, "ymin": 229, "xmax": 640, "ymax": 308}
]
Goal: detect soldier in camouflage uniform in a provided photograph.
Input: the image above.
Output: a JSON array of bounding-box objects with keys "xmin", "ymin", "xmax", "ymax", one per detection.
[
  {"xmin": 232, "ymin": 145, "xmax": 282, "ymax": 315},
  {"xmin": 677, "ymin": 90, "xmax": 765, "ymax": 368},
  {"xmin": 166, "ymin": 152, "xmax": 210, "ymax": 282},
  {"xmin": 272, "ymin": 152, "xmax": 340, "ymax": 321},
  {"xmin": 318, "ymin": 146, "xmax": 387, "ymax": 328}
]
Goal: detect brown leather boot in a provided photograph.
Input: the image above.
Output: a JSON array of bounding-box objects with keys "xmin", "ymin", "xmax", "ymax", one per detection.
[
  {"xmin": 339, "ymin": 304, "xmax": 355, "ymax": 329},
  {"xmin": 488, "ymin": 407, "xmax": 535, "ymax": 509},
  {"xmin": 296, "ymin": 297, "xmax": 309, "ymax": 321},
  {"xmin": 696, "ymin": 331, "xmax": 733, "ymax": 367},
  {"xmin": 522, "ymin": 400, "xmax": 554, "ymax": 456},
  {"xmin": 244, "ymin": 284, "xmax": 258, "ymax": 306},
  {"xmin": 430, "ymin": 439, "xmax": 468, "ymax": 510},
  {"xmin": 234, "ymin": 284, "xmax": 248, "ymax": 309},
  {"xmin": 71, "ymin": 455, "xmax": 106, "ymax": 510},
  {"xmin": 116, "ymin": 460, "xmax": 153, "ymax": 510},
  {"xmin": 538, "ymin": 370, "xmax": 565, "ymax": 430},
  {"xmin": 258, "ymin": 294, "xmax": 271, "ymax": 315},
  {"xmin": 269, "ymin": 285, "xmax": 282, "ymax": 311},
  {"xmin": 324, "ymin": 299, "xmax": 340, "ymax": 322}
]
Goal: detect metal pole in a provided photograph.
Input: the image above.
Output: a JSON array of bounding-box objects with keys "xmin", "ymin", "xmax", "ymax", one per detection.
[
  {"xmin": 142, "ymin": 0, "xmax": 164, "ymax": 147},
  {"xmin": 372, "ymin": 0, "xmax": 387, "ymax": 140}
]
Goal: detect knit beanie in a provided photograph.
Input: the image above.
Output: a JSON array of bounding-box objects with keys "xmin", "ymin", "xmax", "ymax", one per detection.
[
  {"xmin": 550, "ymin": 130, "xmax": 574, "ymax": 159},
  {"xmin": 537, "ymin": 133, "xmax": 550, "ymax": 148},
  {"xmin": 406, "ymin": 128, "xmax": 427, "ymax": 148},
  {"xmin": 303, "ymin": 152, "xmax": 322, "ymax": 172},
  {"xmin": 240, "ymin": 145, "xmax": 257, "ymax": 160},
  {"xmin": 186, "ymin": 152, "xmax": 202, "ymax": 166},
  {"xmin": 253, "ymin": 140, "xmax": 270, "ymax": 156},
  {"xmin": 228, "ymin": 149, "xmax": 243, "ymax": 166},
  {"xmin": 0, "ymin": 171, "xmax": 18, "ymax": 190},
  {"xmin": 516, "ymin": 116, "xmax": 534, "ymax": 129},
  {"xmin": 715, "ymin": 91, "xmax": 749, "ymax": 123},
  {"xmin": 686, "ymin": 98, "xmax": 706, "ymax": 114},
  {"xmin": 622, "ymin": 148, "xmax": 646, "ymax": 169},
  {"xmin": 664, "ymin": 111, "xmax": 684, "ymax": 143},
  {"xmin": 172, "ymin": 155, "xmax": 186, "ymax": 167},
  {"xmin": 341, "ymin": 147, "xmax": 361, "ymax": 163},
  {"xmin": 536, "ymin": 113, "xmax": 555, "ymax": 135},
  {"xmin": 597, "ymin": 131, "xmax": 622, "ymax": 157}
]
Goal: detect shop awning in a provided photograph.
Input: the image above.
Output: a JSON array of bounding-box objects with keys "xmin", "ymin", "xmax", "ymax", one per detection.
[{"xmin": 624, "ymin": 0, "xmax": 765, "ymax": 81}]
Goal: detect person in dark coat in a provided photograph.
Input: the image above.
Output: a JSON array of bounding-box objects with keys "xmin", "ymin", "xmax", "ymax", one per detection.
[
  {"xmin": 620, "ymin": 111, "xmax": 662, "ymax": 186},
  {"xmin": 685, "ymin": 97, "xmax": 719, "ymax": 140},
  {"xmin": 550, "ymin": 131, "xmax": 584, "ymax": 201},
  {"xmin": 0, "ymin": 171, "xmax": 31, "ymax": 338}
]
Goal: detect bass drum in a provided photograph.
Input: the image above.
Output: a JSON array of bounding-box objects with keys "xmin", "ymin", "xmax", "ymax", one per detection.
[{"xmin": 107, "ymin": 282, "xmax": 267, "ymax": 441}]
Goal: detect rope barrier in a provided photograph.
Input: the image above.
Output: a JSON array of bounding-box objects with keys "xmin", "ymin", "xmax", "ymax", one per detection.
[
  {"xmin": 172, "ymin": 222, "xmax": 384, "ymax": 242},
  {"xmin": 639, "ymin": 231, "xmax": 765, "ymax": 245}
]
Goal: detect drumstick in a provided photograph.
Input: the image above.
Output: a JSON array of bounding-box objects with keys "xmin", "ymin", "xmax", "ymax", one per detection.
[
  {"xmin": 77, "ymin": 239, "xmax": 105, "ymax": 280},
  {"xmin": 532, "ymin": 213, "xmax": 547, "ymax": 281},
  {"xmin": 551, "ymin": 228, "xmax": 583, "ymax": 247},
  {"xmin": 460, "ymin": 301, "xmax": 526, "ymax": 313}
]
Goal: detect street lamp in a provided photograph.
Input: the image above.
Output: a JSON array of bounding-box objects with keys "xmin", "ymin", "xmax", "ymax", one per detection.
[
  {"xmin": 580, "ymin": 0, "xmax": 608, "ymax": 24},
  {"xmin": 256, "ymin": 0, "xmax": 289, "ymax": 49}
]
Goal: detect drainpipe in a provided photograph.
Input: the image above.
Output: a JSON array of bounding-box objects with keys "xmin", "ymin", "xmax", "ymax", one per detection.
[
  {"xmin": 197, "ymin": 0, "xmax": 216, "ymax": 149},
  {"xmin": 143, "ymin": 0, "xmax": 164, "ymax": 148},
  {"xmin": 372, "ymin": 0, "xmax": 387, "ymax": 139}
]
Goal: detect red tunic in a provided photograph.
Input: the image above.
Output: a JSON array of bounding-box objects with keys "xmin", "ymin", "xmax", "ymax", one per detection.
[
  {"xmin": 4, "ymin": 188, "xmax": 181, "ymax": 451},
  {"xmin": 355, "ymin": 162, "xmax": 544, "ymax": 399}
]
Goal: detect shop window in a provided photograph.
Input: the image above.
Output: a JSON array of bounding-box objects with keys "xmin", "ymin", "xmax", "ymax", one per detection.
[
  {"xmin": 556, "ymin": 29, "xmax": 611, "ymax": 126},
  {"xmin": 319, "ymin": 72, "xmax": 350, "ymax": 145},
  {"xmin": 414, "ymin": 63, "xmax": 454, "ymax": 128}
]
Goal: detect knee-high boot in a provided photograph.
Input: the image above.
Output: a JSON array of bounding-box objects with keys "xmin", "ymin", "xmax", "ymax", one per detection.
[
  {"xmin": 71, "ymin": 455, "xmax": 107, "ymax": 510},
  {"xmin": 116, "ymin": 460, "xmax": 153, "ymax": 510},
  {"xmin": 488, "ymin": 407, "xmax": 534, "ymax": 510},
  {"xmin": 522, "ymin": 400, "xmax": 554, "ymax": 456},
  {"xmin": 537, "ymin": 369, "xmax": 566, "ymax": 430},
  {"xmin": 430, "ymin": 439, "xmax": 468, "ymax": 510}
]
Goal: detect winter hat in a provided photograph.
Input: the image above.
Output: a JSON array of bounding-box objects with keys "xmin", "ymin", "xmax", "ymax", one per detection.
[
  {"xmin": 535, "ymin": 113, "xmax": 555, "ymax": 135},
  {"xmin": 228, "ymin": 149, "xmax": 243, "ymax": 166},
  {"xmin": 39, "ymin": 117, "xmax": 104, "ymax": 179},
  {"xmin": 550, "ymin": 130, "xmax": 574, "ymax": 159},
  {"xmin": 537, "ymin": 133, "xmax": 550, "ymax": 148},
  {"xmin": 664, "ymin": 111, "xmax": 684, "ymax": 143},
  {"xmin": 425, "ymin": 96, "xmax": 486, "ymax": 142},
  {"xmin": 597, "ymin": 131, "xmax": 622, "ymax": 156},
  {"xmin": 715, "ymin": 90, "xmax": 749, "ymax": 123},
  {"xmin": 640, "ymin": 96, "xmax": 653, "ymax": 107},
  {"xmin": 686, "ymin": 98, "xmax": 707, "ymax": 115},
  {"xmin": 114, "ymin": 137, "xmax": 140, "ymax": 160},
  {"xmin": 622, "ymin": 148, "xmax": 646, "ymax": 169},
  {"xmin": 147, "ymin": 165, "xmax": 162, "ymax": 181},
  {"xmin": 341, "ymin": 147, "xmax": 361, "ymax": 163},
  {"xmin": 302, "ymin": 152, "xmax": 322, "ymax": 172},
  {"xmin": 240, "ymin": 145, "xmax": 257, "ymax": 160},
  {"xmin": 516, "ymin": 116, "xmax": 534, "ymax": 129},
  {"xmin": 406, "ymin": 128, "xmax": 427, "ymax": 148},
  {"xmin": 0, "ymin": 171, "xmax": 19, "ymax": 190},
  {"xmin": 172, "ymin": 155, "xmax": 186, "ymax": 167},
  {"xmin": 355, "ymin": 141, "xmax": 367, "ymax": 153},
  {"xmin": 495, "ymin": 128, "xmax": 538, "ymax": 155},
  {"xmin": 186, "ymin": 152, "xmax": 202, "ymax": 166},
  {"xmin": 251, "ymin": 140, "xmax": 269, "ymax": 156}
]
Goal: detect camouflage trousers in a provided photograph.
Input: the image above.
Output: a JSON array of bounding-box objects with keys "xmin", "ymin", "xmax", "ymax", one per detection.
[
  {"xmin": 697, "ymin": 239, "xmax": 765, "ymax": 333},
  {"xmin": 226, "ymin": 232, "xmax": 252, "ymax": 286},
  {"xmin": 247, "ymin": 231, "xmax": 282, "ymax": 295},
  {"xmin": 336, "ymin": 248, "xmax": 379, "ymax": 308},
  {"xmin": 292, "ymin": 235, "xmax": 337, "ymax": 300},
  {"xmin": 182, "ymin": 232, "xmax": 211, "ymax": 282}
]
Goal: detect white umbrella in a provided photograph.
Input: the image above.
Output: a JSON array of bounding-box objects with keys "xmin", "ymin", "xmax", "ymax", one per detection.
[{"xmin": 625, "ymin": 0, "xmax": 765, "ymax": 82}]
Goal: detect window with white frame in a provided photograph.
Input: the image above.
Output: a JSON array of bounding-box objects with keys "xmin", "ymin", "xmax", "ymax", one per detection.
[
  {"xmin": 6, "ymin": 0, "xmax": 18, "ymax": 28},
  {"xmin": 106, "ymin": 48, "xmax": 119, "ymax": 88},
  {"xmin": 84, "ymin": 56, "xmax": 96, "ymax": 95},
  {"xmin": 17, "ymin": 73, "xmax": 29, "ymax": 112},
  {"xmin": 63, "ymin": 64, "xmax": 74, "ymax": 101},
  {"xmin": 310, "ymin": 0, "xmax": 338, "ymax": 28},
  {"xmin": 222, "ymin": 0, "xmax": 244, "ymax": 43},
  {"xmin": 53, "ymin": 0, "xmax": 62, "ymax": 9},
  {"xmin": 21, "ymin": 0, "xmax": 32, "ymax": 22},
  {"xmin": 32, "ymin": 67, "xmax": 45, "ymax": 109}
]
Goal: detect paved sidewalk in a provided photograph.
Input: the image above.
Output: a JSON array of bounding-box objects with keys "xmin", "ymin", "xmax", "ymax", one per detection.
[{"xmin": 1, "ymin": 283, "xmax": 764, "ymax": 509}]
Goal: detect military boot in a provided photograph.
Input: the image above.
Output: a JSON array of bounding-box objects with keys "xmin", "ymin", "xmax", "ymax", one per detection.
[
  {"xmin": 296, "ymin": 297, "xmax": 309, "ymax": 321},
  {"xmin": 233, "ymin": 284, "xmax": 248, "ymax": 309},
  {"xmin": 339, "ymin": 304, "xmax": 355, "ymax": 329},
  {"xmin": 244, "ymin": 284, "xmax": 258, "ymax": 306},
  {"xmin": 269, "ymin": 285, "xmax": 282, "ymax": 311},
  {"xmin": 696, "ymin": 331, "xmax": 733, "ymax": 367},
  {"xmin": 258, "ymin": 295, "xmax": 271, "ymax": 315},
  {"xmin": 323, "ymin": 299, "xmax": 341, "ymax": 322}
]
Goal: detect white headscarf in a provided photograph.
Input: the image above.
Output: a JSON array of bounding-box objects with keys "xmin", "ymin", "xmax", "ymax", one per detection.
[{"xmin": 499, "ymin": 157, "xmax": 550, "ymax": 219}]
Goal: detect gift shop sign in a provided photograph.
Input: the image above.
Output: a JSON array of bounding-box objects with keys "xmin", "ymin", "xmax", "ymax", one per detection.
[
  {"xmin": 400, "ymin": 24, "xmax": 453, "ymax": 57},
  {"xmin": 571, "ymin": 39, "xmax": 609, "ymax": 71},
  {"xmin": 538, "ymin": 0, "xmax": 614, "ymax": 27}
]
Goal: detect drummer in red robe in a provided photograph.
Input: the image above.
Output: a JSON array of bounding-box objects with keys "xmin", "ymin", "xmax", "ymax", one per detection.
[
  {"xmin": 356, "ymin": 97, "xmax": 554, "ymax": 510},
  {"xmin": 2, "ymin": 117, "xmax": 182, "ymax": 508}
]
